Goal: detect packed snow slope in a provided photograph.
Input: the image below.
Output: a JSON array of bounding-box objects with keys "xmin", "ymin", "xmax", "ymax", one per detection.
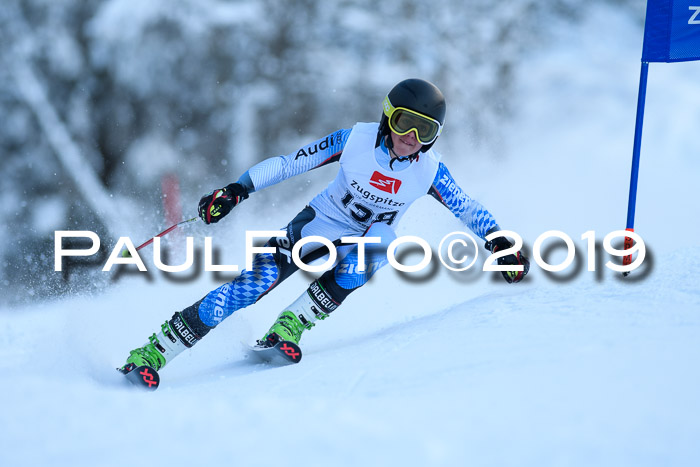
[
  {"xmin": 2, "ymin": 256, "xmax": 699, "ymax": 467},
  {"xmin": 2, "ymin": 5, "xmax": 699, "ymax": 467}
]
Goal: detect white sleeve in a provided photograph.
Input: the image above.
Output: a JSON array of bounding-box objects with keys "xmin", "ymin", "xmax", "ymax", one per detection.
[{"xmin": 244, "ymin": 129, "xmax": 351, "ymax": 191}]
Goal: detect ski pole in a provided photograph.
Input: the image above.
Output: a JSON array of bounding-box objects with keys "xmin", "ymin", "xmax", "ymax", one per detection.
[{"xmin": 122, "ymin": 216, "xmax": 200, "ymax": 257}]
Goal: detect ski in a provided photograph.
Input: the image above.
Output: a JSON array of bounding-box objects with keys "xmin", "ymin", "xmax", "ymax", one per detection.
[
  {"xmin": 246, "ymin": 339, "xmax": 302, "ymax": 366},
  {"xmin": 118, "ymin": 363, "xmax": 160, "ymax": 390}
]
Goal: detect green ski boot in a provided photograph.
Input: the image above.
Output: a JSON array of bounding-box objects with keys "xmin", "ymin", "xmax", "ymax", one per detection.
[
  {"xmin": 251, "ymin": 311, "xmax": 307, "ymax": 365},
  {"xmin": 119, "ymin": 313, "xmax": 197, "ymax": 388},
  {"xmin": 261, "ymin": 310, "xmax": 308, "ymax": 346},
  {"xmin": 258, "ymin": 280, "xmax": 338, "ymax": 347},
  {"xmin": 123, "ymin": 333, "xmax": 168, "ymax": 371},
  {"xmin": 250, "ymin": 281, "xmax": 341, "ymax": 365}
]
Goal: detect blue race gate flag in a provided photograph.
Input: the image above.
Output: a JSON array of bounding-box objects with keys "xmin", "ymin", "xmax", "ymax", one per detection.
[
  {"xmin": 622, "ymin": 1, "xmax": 700, "ymax": 274},
  {"xmin": 642, "ymin": 1, "xmax": 700, "ymax": 62}
]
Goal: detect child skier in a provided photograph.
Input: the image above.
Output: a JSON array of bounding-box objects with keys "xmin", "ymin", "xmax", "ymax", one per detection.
[{"xmin": 120, "ymin": 78, "xmax": 529, "ymax": 380}]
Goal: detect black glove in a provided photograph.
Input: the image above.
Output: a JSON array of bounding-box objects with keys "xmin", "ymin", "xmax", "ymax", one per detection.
[
  {"xmin": 485, "ymin": 236, "xmax": 530, "ymax": 283},
  {"xmin": 198, "ymin": 183, "xmax": 249, "ymax": 224}
]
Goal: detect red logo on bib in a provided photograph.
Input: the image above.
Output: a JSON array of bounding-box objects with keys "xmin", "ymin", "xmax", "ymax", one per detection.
[{"xmin": 369, "ymin": 171, "xmax": 402, "ymax": 194}]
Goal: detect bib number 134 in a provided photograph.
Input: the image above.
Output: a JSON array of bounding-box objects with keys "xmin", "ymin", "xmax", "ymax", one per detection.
[{"xmin": 340, "ymin": 191, "xmax": 398, "ymax": 225}]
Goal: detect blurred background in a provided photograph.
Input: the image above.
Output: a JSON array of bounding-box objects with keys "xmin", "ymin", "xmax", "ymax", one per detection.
[
  {"xmin": 4, "ymin": 3, "xmax": 700, "ymax": 465},
  {"xmin": 0, "ymin": 0, "xmax": 643, "ymax": 305}
]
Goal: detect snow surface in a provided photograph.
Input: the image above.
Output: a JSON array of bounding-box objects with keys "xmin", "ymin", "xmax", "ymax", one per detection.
[{"xmin": 2, "ymin": 4, "xmax": 699, "ymax": 467}]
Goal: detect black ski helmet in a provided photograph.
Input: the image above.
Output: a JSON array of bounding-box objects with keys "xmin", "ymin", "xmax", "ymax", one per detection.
[{"xmin": 378, "ymin": 78, "xmax": 446, "ymax": 153}]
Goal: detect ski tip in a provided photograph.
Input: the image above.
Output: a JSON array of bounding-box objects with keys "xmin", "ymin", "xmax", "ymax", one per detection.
[
  {"xmin": 246, "ymin": 340, "xmax": 302, "ymax": 366},
  {"xmin": 119, "ymin": 363, "xmax": 160, "ymax": 391},
  {"xmin": 278, "ymin": 341, "xmax": 302, "ymax": 364}
]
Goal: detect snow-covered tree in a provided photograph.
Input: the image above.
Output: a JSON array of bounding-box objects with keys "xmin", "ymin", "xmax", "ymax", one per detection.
[{"xmin": 0, "ymin": 0, "xmax": 643, "ymax": 305}]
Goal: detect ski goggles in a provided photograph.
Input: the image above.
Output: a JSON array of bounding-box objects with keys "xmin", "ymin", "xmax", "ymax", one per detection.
[{"xmin": 383, "ymin": 96, "xmax": 443, "ymax": 145}]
